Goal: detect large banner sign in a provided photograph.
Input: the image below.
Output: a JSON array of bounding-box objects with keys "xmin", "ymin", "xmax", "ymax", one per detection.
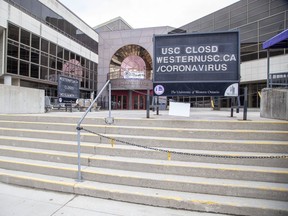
[
  {"xmin": 58, "ymin": 75, "xmax": 80, "ymax": 103},
  {"xmin": 153, "ymin": 31, "xmax": 240, "ymax": 97}
]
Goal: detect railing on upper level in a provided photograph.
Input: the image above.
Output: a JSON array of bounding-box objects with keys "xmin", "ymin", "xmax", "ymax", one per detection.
[
  {"xmin": 269, "ymin": 72, "xmax": 288, "ymax": 88},
  {"xmin": 107, "ymin": 71, "xmax": 153, "ymax": 80}
]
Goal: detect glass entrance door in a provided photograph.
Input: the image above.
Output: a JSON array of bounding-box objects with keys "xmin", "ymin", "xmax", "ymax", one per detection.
[
  {"xmin": 133, "ymin": 94, "xmax": 145, "ymax": 110},
  {"xmin": 112, "ymin": 95, "xmax": 127, "ymax": 109}
]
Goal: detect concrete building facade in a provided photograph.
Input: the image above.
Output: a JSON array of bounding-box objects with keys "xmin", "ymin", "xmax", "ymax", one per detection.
[
  {"xmin": 96, "ymin": 18, "xmax": 173, "ymax": 109},
  {"xmin": 0, "ymin": 0, "xmax": 287, "ymax": 112},
  {"xmin": 0, "ymin": 0, "xmax": 99, "ymax": 104},
  {"xmin": 95, "ymin": 0, "xmax": 287, "ymax": 109}
]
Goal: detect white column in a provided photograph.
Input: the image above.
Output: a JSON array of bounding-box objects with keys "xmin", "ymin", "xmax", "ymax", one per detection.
[{"xmin": 4, "ymin": 75, "xmax": 12, "ymax": 85}]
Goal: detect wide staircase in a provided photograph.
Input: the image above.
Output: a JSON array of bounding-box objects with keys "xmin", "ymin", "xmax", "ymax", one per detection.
[{"xmin": 0, "ymin": 113, "xmax": 287, "ymax": 216}]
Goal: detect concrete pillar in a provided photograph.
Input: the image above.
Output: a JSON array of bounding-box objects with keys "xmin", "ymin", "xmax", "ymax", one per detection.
[
  {"xmin": 12, "ymin": 78, "xmax": 20, "ymax": 86},
  {"xmin": 4, "ymin": 75, "xmax": 12, "ymax": 85},
  {"xmin": 128, "ymin": 90, "xmax": 132, "ymax": 110}
]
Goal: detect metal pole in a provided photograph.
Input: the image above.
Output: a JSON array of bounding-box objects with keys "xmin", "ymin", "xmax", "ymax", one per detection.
[
  {"xmin": 146, "ymin": 89, "xmax": 150, "ymax": 118},
  {"xmin": 109, "ymin": 83, "xmax": 111, "ymax": 118},
  {"xmin": 243, "ymin": 87, "xmax": 248, "ymax": 120},
  {"xmin": 156, "ymin": 96, "xmax": 159, "ymax": 115},
  {"xmin": 267, "ymin": 49, "xmax": 270, "ymax": 88},
  {"xmin": 76, "ymin": 128, "xmax": 81, "ymax": 181},
  {"xmin": 76, "ymin": 80, "xmax": 110, "ymax": 181},
  {"xmin": 230, "ymin": 98, "xmax": 234, "ymax": 117},
  {"xmin": 236, "ymin": 96, "xmax": 240, "ymax": 113}
]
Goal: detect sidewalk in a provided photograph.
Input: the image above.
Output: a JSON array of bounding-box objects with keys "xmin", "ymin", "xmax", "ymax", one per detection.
[{"xmin": 0, "ymin": 182, "xmax": 228, "ymax": 216}]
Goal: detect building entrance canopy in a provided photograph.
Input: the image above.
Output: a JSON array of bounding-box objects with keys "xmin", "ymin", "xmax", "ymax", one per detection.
[{"xmin": 263, "ymin": 29, "xmax": 288, "ymax": 49}]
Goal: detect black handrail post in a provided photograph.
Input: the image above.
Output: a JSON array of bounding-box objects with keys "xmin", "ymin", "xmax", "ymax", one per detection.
[
  {"xmin": 146, "ymin": 89, "xmax": 150, "ymax": 118},
  {"xmin": 243, "ymin": 87, "xmax": 248, "ymax": 120}
]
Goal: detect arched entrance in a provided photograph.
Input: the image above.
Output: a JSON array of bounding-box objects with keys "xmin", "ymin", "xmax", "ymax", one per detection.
[{"xmin": 108, "ymin": 44, "xmax": 153, "ymax": 110}]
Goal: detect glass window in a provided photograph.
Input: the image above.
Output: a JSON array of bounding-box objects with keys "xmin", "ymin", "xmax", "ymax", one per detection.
[
  {"xmin": 49, "ymin": 69, "xmax": 57, "ymax": 82},
  {"xmin": 70, "ymin": 25, "xmax": 77, "ymax": 38},
  {"xmin": 85, "ymin": 60, "xmax": 90, "ymax": 69},
  {"xmin": 31, "ymin": 1, "xmax": 42, "ymax": 19},
  {"xmin": 41, "ymin": 52, "xmax": 49, "ymax": 66},
  {"xmin": 57, "ymin": 46, "xmax": 63, "ymax": 58},
  {"xmin": 8, "ymin": 23, "xmax": 19, "ymax": 41},
  {"xmin": 21, "ymin": 0, "xmax": 32, "ymax": 12},
  {"xmin": 20, "ymin": 45, "xmax": 30, "ymax": 61},
  {"xmin": 89, "ymin": 61, "xmax": 93, "ymax": 70},
  {"xmin": 50, "ymin": 43, "xmax": 56, "ymax": 56},
  {"xmin": 31, "ymin": 49, "xmax": 39, "ymax": 64},
  {"xmin": 49, "ymin": 55, "xmax": 56, "ymax": 69},
  {"xmin": 81, "ymin": 79, "xmax": 85, "ymax": 88},
  {"xmin": 12, "ymin": 0, "xmax": 21, "ymax": 6},
  {"xmin": 7, "ymin": 57, "xmax": 18, "ymax": 74},
  {"xmin": 270, "ymin": 49, "xmax": 284, "ymax": 57},
  {"xmin": 41, "ymin": 39, "xmax": 49, "ymax": 53},
  {"xmin": 57, "ymin": 59, "xmax": 63, "ymax": 70},
  {"xmin": 31, "ymin": 64, "xmax": 39, "ymax": 78},
  {"xmin": 58, "ymin": 18, "xmax": 65, "ymax": 32},
  {"xmin": 241, "ymin": 52, "xmax": 258, "ymax": 62},
  {"xmin": 20, "ymin": 61, "xmax": 29, "ymax": 76},
  {"xmin": 41, "ymin": 5, "xmax": 50, "ymax": 23},
  {"xmin": 8, "ymin": 42, "xmax": 19, "ymax": 58},
  {"xmin": 64, "ymin": 49, "xmax": 69, "ymax": 60},
  {"xmin": 81, "ymin": 57, "xmax": 85, "ymax": 67},
  {"xmin": 46, "ymin": 11, "xmax": 60, "ymax": 28},
  {"xmin": 20, "ymin": 29, "xmax": 30, "ymax": 46},
  {"xmin": 40, "ymin": 66, "xmax": 48, "ymax": 80},
  {"xmin": 259, "ymin": 50, "xmax": 267, "ymax": 59},
  {"xmin": 31, "ymin": 34, "xmax": 40, "ymax": 49},
  {"xmin": 241, "ymin": 43, "xmax": 258, "ymax": 54}
]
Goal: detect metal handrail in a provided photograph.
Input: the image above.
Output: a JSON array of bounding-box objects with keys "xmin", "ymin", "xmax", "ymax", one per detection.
[{"xmin": 76, "ymin": 80, "xmax": 110, "ymax": 181}]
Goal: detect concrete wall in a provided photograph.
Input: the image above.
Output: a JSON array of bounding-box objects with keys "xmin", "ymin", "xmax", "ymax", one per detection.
[
  {"xmin": 260, "ymin": 88, "xmax": 288, "ymax": 121},
  {"xmin": 0, "ymin": 84, "xmax": 45, "ymax": 114}
]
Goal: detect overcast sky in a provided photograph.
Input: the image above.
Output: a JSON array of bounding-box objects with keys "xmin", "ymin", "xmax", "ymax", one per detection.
[{"xmin": 58, "ymin": 0, "xmax": 239, "ymax": 29}]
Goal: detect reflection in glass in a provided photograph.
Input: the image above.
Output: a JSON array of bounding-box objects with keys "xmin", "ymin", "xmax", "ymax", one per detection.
[
  {"xmin": 20, "ymin": 61, "xmax": 29, "ymax": 76},
  {"xmin": 7, "ymin": 57, "xmax": 18, "ymax": 74},
  {"xmin": 109, "ymin": 45, "xmax": 152, "ymax": 80},
  {"xmin": 8, "ymin": 23, "xmax": 19, "ymax": 41}
]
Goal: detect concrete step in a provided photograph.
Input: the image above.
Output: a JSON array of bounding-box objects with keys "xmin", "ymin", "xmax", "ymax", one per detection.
[
  {"xmin": 1, "ymin": 126, "xmax": 288, "ymax": 152},
  {"xmin": 0, "ymin": 145, "xmax": 287, "ymax": 183},
  {"xmin": 0, "ymin": 136, "xmax": 287, "ymax": 167},
  {"xmin": 0, "ymin": 156, "xmax": 287, "ymax": 201},
  {"xmin": 0, "ymin": 114, "xmax": 287, "ymax": 131},
  {"xmin": 0, "ymin": 120, "xmax": 287, "ymax": 141},
  {"xmin": 0, "ymin": 113, "xmax": 287, "ymax": 214},
  {"xmin": 0, "ymin": 168, "xmax": 287, "ymax": 216}
]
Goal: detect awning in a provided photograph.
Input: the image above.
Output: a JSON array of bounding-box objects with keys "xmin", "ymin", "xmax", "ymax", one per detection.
[{"xmin": 263, "ymin": 29, "xmax": 288, "ymax": 49}]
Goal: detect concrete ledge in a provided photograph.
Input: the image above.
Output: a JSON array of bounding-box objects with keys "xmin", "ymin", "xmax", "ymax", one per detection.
[
  {"xmin": 0, "ymin": 84, "xmax": 45, "ymax": 114},
  {"xmin": 261, "ymin": 88, "xmax": 288, "ymax": 121}
]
